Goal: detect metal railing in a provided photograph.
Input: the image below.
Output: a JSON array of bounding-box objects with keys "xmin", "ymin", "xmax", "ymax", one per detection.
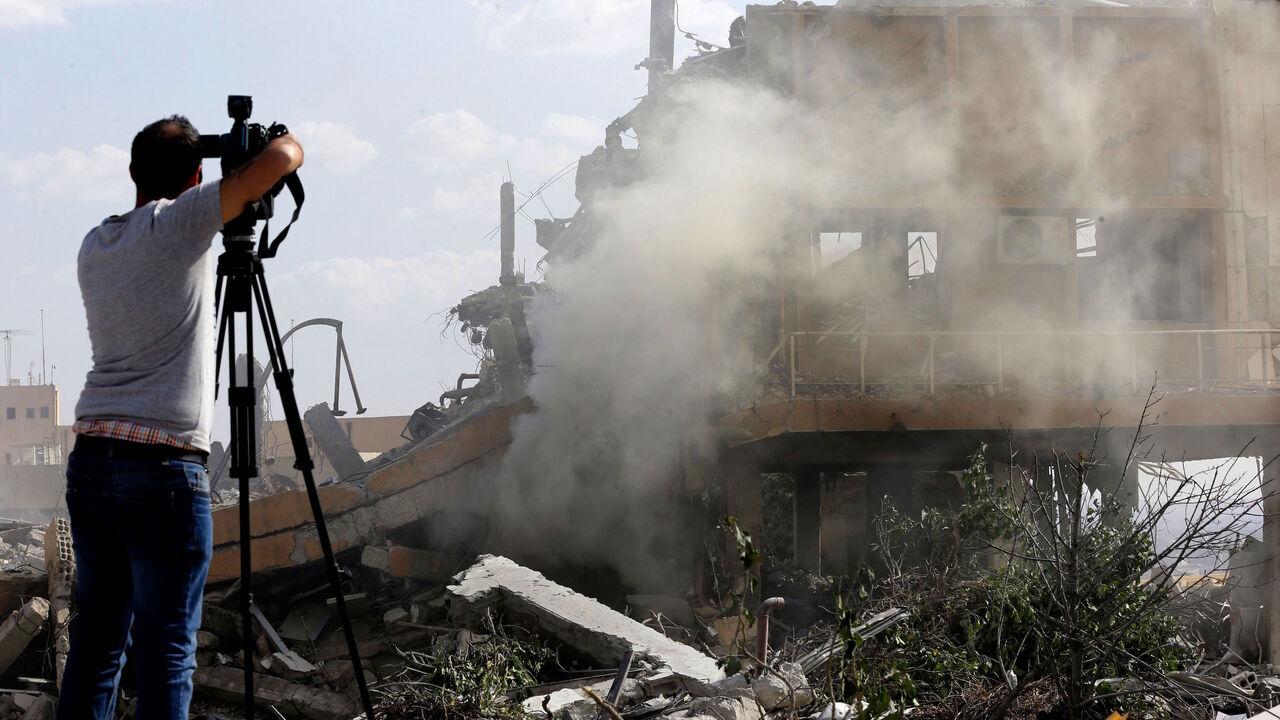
[{"xmin": 762, "ymin": 329, "xmax": 1278, "ymax": 399}]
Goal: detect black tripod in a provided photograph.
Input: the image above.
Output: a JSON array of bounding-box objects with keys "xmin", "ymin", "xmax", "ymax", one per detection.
[{"xmin": 214, "ymin": 222, "xmax": 376, "ymax": 720}]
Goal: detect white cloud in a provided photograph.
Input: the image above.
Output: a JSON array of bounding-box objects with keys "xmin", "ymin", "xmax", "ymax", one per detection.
[
  {"xmin": 0, "ymin": 144, "xmax": 131, "ymax": 205},
  {"xmin": 469, "ymin": 0, "xmax": 646, "ymax": 57},
  {"xmin": 275, "ymin": 250, "xmax": 502, "ymax": 315},
  {"xmin": 540, "ymin": 113, "xmax": 601, "ymax": 148},
  {"xmin": 433, "ymin": 172, "xmax": 505, "ymax": 213},
  {"xmin": 408, "ymin": 109, "xmax": 515, "ymax": 170},
  {"xmin": 293, "ymin": 121, "xmax": 378, "ymax": 173},
  {"xmin": 467, "ymin": 0, "xmax": 739, "ymax": 58},
  {"xmin": 408, "ymin": 109, "xmax": 597, "ymax": 219},
  {"xmin": 409, "ymin": 109, "xmax": 596, "ymax": 178},
  {"xmin": 0, "ymin": 0, "xmax": 149, "ymax": 28}
]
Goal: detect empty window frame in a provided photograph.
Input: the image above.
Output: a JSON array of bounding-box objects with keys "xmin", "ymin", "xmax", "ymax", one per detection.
[
  {"xmin": 1075, "ymin": 218, "xmax": 1097, "ymax": 258},
  {"xmin": 906, "ymin": 231, "xmax": 938, "ymax": 279},
  {"xmin": 816, "ymin": 231, "xmax": 865, "ymax": 270}
]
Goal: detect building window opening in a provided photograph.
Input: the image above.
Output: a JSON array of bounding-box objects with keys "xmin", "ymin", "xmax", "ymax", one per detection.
[
  {"xmin": 25, "ymin": 408, "xmax": 34, "ymax": 420},
  {"xmin": 4, "ymin": 408, "xmax": 13, "ymax": 420},
  {"xmin": 40, "ymin": 406, "xmax": 49, "ymax": 419},
  {"xmin": 1077, "ymin": 211, "xmax": 1204, "ymax": 322},
  {"xmin": 817, "ymin": 232, "xmax": 864, "ymax": 270},
  {"xmin": 907, "ymin": 232, "xmax": 938, "ymax": 279},
  {"xmin": 1075, "ymin": 218, "xmax": 1097, "ymax": 258}
]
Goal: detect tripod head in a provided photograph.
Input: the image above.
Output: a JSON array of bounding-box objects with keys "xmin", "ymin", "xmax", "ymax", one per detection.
[{"xmin": 200, "ymin": 94, "xmax": 304, "ymax": 258}]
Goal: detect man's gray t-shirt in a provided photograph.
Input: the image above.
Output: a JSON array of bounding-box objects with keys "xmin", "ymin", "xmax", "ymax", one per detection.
[{"xmin": 75, "ymin": 181, "xmax": 223, "ymax": 452}]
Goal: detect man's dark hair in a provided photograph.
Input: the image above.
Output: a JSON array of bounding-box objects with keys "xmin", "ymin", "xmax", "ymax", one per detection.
[{"xmin": 131, "ymin": 115, "xmax": 202, "ymax": 199}]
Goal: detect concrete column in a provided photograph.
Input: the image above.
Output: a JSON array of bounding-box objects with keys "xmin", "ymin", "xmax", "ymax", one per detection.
[
  {"xmin": 648, "ymin": 0, "xmax": 676, "ymax": 92},
  {"xmin": 44, "ymin": 516, "xmax": 74, "ymax": 689},
  {"xmin": 303, "ymin": 402, "xmax": 366, "ymax": 481},
  {"xmin": 794, "ymin": 470, "xmax": 822, "ymax": 573}
]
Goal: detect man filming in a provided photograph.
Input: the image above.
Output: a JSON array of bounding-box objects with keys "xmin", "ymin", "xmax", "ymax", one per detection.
[{"xmin": 60, "ymin": 115, "xmax": 303, "ymax": 720}]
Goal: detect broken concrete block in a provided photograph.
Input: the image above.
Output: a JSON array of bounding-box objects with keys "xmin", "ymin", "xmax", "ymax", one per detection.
[
  {"xmin": 196, "ymin": 630, "xmax": 220, "ymax": 649},
  {"xmin": 685, "ymin": 673, "xmax": 751, "ymax": 700},
  {"xmin": 678, "ymin": 695, "xmax": 764, "ymax": 720},
  {"xmin": 360, "ymin": 545, "xmax": 390, "ymax": 574},
  {"xmin": 382, "ymin": 607, "xmax": 409, "ymax": 626},
  {"xmin": 0, "ymin": 597, "xmax": 49, "ymax": 676},
  {"xmin": 387, "ymin": 546, "xmax": 458, "ymax": 581},
  {"xmin": 0, "ymin": 566, "xmax": 47, "ymax": 619},
  {"xmin": 193, "ymin": 665, "xmax": 357, "ymax": 720},
  {"xmin": 362, "ymin": 544, "xmax": 458, "ymax": 582},
  {"xmin": 23, "ymin": 694, "xmax": 54, "ymax": 720},
  {"xmin": 523, "ymin": 678, "xmax": 645, "ymax": 720},
  {"xmin": 43, "ymin": 517, "xmax": 74, "ymax": 690},
  {"xmin": 448, "ymin": 555, "xmax": 724, "ymax": 687},
  {"xmin": 201, "ymin": 604, "xmax": 240, "ymax": 641},
  {"xmin": 265, "ymin": 650, "xmax": 319, "ymax": 683},
  {"xmin": 642, "ymin": 668, "xmax": 679, "ymax": 696},
  {"xmin": 750, "ymin": 662, "xmax": 813, "ymax": 712}
]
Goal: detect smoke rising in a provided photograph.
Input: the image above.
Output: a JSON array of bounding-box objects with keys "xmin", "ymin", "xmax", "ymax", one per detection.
[{"xmin": 486, "ymin": 10, "xmax": 1228, "ymax": 587}]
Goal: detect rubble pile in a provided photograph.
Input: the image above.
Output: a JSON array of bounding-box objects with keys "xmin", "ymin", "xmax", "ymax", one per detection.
[
  {"xmin": 2, "ymin": 505, "xmax": 1280, "ymax": 720},
  {"xmin": 0, "ymin": 521, "xmax": 46, "ymax": 572}
]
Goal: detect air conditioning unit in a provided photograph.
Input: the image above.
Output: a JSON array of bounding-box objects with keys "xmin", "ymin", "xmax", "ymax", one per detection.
[{"xmin": 997, "ymin": 215, "xmax": 1070, "ymax": 265}]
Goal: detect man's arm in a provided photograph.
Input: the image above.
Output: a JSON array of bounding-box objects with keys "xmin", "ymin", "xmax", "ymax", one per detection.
[{"xmin": 219, "ymin": 134, "xmax": 304, "ymax": 224}]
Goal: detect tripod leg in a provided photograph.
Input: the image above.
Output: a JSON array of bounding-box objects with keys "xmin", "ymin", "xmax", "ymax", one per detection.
[
  {"xmin": 251, "ymin": 270, "xmax": 377, "ymax": 718},
  {"xmin": 219, "ymin": 270, "xmax": 260, "ymax": 720}
]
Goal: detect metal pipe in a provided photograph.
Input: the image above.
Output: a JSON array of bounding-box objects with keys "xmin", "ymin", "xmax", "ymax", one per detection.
[
  {"xmin": 440, "ymin": 374, "xmax": 481, "ymax": 406},
  {"xmin": 757, "ymin": 596, "xmax": 786, "ymax": 668},
  {"xmin": 789, "ymin": 335, "xmax": 796, "ymax": 397}
]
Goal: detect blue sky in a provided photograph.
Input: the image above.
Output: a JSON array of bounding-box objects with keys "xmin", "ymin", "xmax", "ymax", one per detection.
[{"xmin": 0, "ymin": 0, "xmax": 741, "ymax": 441}]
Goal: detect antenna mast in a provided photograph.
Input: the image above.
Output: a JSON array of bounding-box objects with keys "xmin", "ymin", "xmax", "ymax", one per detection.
[
  {"xmin": 0, "ymin": 329, "xmax": 33, "ymax": 386},
  {"xmin": 40, "ymin": 310, "xmax": 47, "ymax": 385}
]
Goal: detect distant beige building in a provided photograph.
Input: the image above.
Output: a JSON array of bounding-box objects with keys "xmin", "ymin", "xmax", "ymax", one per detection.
[{"xmin": 0, "ymin": 382, "xmax": 68, "ymax": 519}]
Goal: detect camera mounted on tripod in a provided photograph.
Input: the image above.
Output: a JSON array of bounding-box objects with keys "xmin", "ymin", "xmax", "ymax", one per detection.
[
  {"xmin": 204, "ymin": 95, "xmax": 374, "ymax": 720},
  {"xmin": 200, "ymin": 94, "xmax": 304, "ymax": 257}
]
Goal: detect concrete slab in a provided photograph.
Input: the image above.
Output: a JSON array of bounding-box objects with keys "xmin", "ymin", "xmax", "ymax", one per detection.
[
  {"xmin": 0, "ymin": 597, "xmax": 49, "ymax": 676},
  {"xmin": 193, "ymin": 666, "xmax": 357, "ymax": 720},
  {"xmin": 448, "ymin": 555, "xmax": 724, "ymax": 687}
]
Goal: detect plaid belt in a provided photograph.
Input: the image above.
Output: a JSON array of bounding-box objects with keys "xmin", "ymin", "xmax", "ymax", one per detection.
[{"xmin": 73, "ymin": 434, "xmax": 209, "ymax": 466}]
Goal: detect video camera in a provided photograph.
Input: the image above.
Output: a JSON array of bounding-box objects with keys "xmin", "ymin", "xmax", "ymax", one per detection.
[{"xmin": 200, "ymin": 94, "xmax": 302, "ymax": 254}]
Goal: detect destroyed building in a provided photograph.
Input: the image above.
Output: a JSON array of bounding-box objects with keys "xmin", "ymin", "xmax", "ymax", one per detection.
[{"xmin": 213, "ymin": 0, "xmax": 1278, "ymax": 614}]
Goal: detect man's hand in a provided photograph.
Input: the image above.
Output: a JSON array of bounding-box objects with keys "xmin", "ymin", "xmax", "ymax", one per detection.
[{"xmin": 219, "ymin": 134, "xmax": 304, "ymax": 224}]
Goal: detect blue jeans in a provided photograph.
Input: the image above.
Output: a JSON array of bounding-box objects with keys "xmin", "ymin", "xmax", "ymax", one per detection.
[{"xmin": 57, "ymin": 448, "xmax": 213, "ymax": 720}]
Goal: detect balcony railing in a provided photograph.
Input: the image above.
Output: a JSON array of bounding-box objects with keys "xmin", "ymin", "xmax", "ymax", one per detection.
[{"xmin": 762, "ymin": 329, "xmax": 1279, "ymax": 399}]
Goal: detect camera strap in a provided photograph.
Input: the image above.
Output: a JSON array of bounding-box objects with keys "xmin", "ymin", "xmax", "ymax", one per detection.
[{"xmin": 258, "ymin": 171, "xmax": 304, "ymax": 259}]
